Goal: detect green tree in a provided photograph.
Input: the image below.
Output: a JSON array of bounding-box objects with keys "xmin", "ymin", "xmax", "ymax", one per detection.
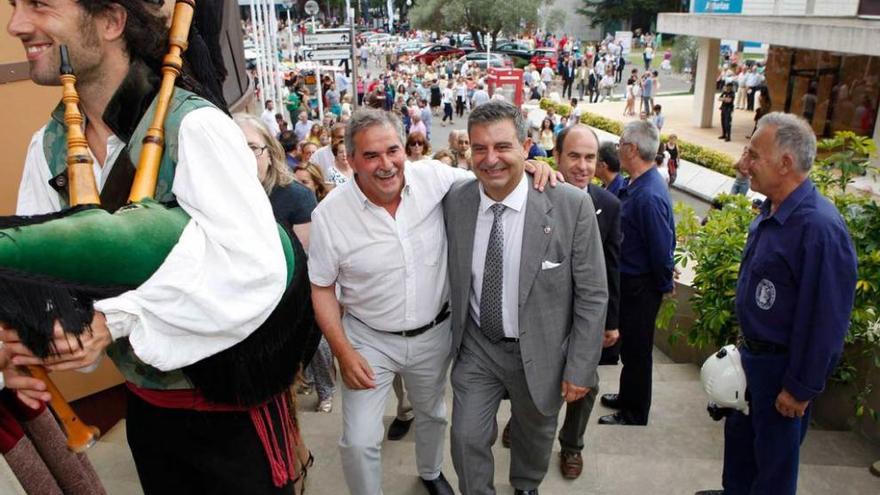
[
  {"xmin": 578, "ymin": 0, "xmax": 683, "ymax": 32},
  {"xmin": 408, "ymin": 0, "xmax": 541, "ymax": 50}
]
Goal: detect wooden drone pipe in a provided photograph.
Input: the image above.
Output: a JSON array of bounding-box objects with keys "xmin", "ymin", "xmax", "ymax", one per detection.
[
  {"xmin": 22, "ymin": 44, "xmax": 103, "ymax": 453},
  {"xmin": 59, "ymin": 45, "xmax": 101, "ymax": 208},
  {"xmin": 129, "ymin": 0, "xmax": 196, "ymax": 203}
]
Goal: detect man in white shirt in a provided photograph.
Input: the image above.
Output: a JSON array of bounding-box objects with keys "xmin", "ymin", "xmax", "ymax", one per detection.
[
  {"xmin": 4, "ymin": 2, "xmax": 291, "ymax": 493},
  {"xmin": 261, "ymin": 99, "xmax": 281, "ymax": 136},
  {"xmin": 309, "ymin": 108, "xmax": 556, "ymax": 495},
  {"xmin": 294, "ymin": 110, "xmax": 314, "ymax": 143}
]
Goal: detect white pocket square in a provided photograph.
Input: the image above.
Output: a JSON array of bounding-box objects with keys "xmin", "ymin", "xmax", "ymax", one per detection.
[{"xmin": 541, "ymin": 261, "xmax": 562, "ymax": 270}]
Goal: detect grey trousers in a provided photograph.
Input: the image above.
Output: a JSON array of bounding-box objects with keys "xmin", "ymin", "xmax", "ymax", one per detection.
[
  {"xmin": 557, "ymin": 374, "xmax": 599, "ymax": 452},
  {"xmin": 339, "ymin": 314, "xmax": 452, "ymax": 495},
  {"xmin": 451, "ymin": 321, "xmax": 558, "ymax": 494}
]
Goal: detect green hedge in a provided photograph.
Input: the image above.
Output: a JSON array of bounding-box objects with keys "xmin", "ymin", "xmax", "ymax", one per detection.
[{"xmin": 538, "ymin": 98, "xmax": 737, "ymax": 177}]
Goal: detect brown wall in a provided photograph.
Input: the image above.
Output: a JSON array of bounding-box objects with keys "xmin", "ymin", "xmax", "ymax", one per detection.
[{"xmin": 0, "ymin": 5, "xmax": 58, "ymax": 215}]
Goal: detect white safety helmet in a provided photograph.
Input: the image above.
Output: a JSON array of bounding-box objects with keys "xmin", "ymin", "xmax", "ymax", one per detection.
[{"xmin": 700, "ymin": 344, "xmax": 748, "ymax": 414}]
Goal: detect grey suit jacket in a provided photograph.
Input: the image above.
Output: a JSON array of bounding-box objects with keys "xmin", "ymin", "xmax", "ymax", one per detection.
[{"xmin": 443, "ymin": 179, "xmax": 609, "ymax": 416}]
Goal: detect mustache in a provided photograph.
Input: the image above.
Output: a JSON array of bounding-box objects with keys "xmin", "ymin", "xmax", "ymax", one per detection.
[
  {"xmin": 478, "ymin": 162, "xmax": 507, "ymax": 172},
  {"xmin": 374, "ymin": 168, "xmax": 398, "ymax": 179}
]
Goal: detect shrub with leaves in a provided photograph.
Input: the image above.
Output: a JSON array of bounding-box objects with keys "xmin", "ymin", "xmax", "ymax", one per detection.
[{"xmin": 671, "ymin": 194, "xmax": 754, "ymax": 348}]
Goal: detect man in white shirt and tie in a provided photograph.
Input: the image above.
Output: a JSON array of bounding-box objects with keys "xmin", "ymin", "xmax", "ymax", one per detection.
[
  {"xmin": 444, "ymin": 101, "xmax": 608, "ymax": 495},
  {"xmin": 308, "ymin": 108, "xmax": 556, "ymax": 495}
]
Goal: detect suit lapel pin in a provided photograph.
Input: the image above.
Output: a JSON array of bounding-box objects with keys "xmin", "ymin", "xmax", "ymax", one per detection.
[{"xmin": 543, "ymin": 226, "xmax": 551, "ymax": 235}]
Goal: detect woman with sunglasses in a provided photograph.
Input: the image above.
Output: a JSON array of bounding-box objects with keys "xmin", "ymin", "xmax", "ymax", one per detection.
[{"xmin": 405, "ymin": 132, "xmax": 431, "ymax": 162}]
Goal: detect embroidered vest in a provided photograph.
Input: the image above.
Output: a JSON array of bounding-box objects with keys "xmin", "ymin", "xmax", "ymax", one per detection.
[{"xmin": 41, "ymin": 87, "xmax": 214, "ymax": 390}]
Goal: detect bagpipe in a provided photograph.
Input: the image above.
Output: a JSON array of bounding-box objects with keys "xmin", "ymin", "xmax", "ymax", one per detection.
[{"xmin": 0, "ymin": 0, "xmax": 318, "ymax": 451}]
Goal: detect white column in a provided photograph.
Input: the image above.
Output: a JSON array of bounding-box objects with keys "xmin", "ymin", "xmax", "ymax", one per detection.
[
  {"xmin": 250, "ymin": 0, "xmax": 266, "ymax": 110},
  {"xmin": 693, "ymin": 37, "xmax": 720, "ymax": 128},
  {"xmin": 268, "ymin": 1, "xmax": 284, "ymax": 112}
]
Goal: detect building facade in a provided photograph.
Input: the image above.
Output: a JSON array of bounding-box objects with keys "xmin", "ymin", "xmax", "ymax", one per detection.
[{"xmin": 660, "ymin": 0, "xmax": 880, "ymax": 142}]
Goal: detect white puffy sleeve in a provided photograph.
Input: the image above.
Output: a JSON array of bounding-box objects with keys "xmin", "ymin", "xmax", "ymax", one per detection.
[{"xmin": 94, "ymin": 107, "xmax": 287, "ymax": 371}]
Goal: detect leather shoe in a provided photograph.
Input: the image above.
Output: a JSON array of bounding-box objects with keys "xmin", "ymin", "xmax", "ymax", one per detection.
[
  {"xmin": 421, "ymin": 473, "xmax": 454, "ymax": 495},
  {"xmin": 387, "ymin": 417, "xmax": 414, "ymax": 441},
  {"xmin": 501, "ymin": 420, "xmax": 511, "ymax": 448},
  {"xmin": 598, "ymin": 412, "xmax": 637, "ymax": 425},
  {"xmin": 600, "ymin": 393, "xmax": 623, "ymax": 409},
  {"xmin": 513, "ymin": 490, "xmax": 538, "ymax": 495},
  {"xmin": 694, "ymin": 491, "xmax": 724, "ymax": 495},
  {"xmin": 559, "ymin": 450, "xmax": 583, "ymax": 479}
]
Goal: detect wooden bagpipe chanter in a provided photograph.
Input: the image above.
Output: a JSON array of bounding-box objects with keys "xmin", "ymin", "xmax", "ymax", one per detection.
[{"xmin": 0, "ymin": 0, "xmax": 318, "ymax": 451}]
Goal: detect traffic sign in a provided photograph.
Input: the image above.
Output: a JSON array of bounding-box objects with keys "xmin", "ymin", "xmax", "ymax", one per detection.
[
  {"xmin": 304, "ymin": 0, "xmax": 319, "ymax": 16},
  {"xmin": 304, "ymin": 48, "xmax": 351, "ymax": 62},
  {"xmin": 304, "ymin": 31, "xmax": 350, "ymax": 45}
]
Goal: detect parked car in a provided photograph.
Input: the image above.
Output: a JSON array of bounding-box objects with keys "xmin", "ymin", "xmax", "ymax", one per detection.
[
  {"xmin": 453, "ymin": 52, "xmax": 512, "ymax": 73},
  {"xmin": 530, "ymin": 47, "xmax": 558, "ymax": 70},
  {"xmin": 413, "ymin": 44, "xmax": 465, "ymax": 65},
  {"xmin": 398, "ymin": 40, "xmax": 429, "ymax": 55},
  {"xmin": 494, "ymin": 41, "xmax": 534, "ymax": 62},
  {"xmin": 458, "ymin": 40, "xmax": 477, "ymax": 54}
]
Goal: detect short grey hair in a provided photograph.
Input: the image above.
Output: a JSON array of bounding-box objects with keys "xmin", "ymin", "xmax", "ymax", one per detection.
[
  {"xmin": 467, "ymin": 100, "xmax": 528, "ymax": 144},
  {"xmin": 621, "ymin": 120, "xmax": 661, "ymax": 162},
  {"xmin": 756, "ymin": 112, "xmax": 817, "ymax": 173},
  {"xmin": 345, "ymin": 108, "xmax": 406, "ymax": 155}
]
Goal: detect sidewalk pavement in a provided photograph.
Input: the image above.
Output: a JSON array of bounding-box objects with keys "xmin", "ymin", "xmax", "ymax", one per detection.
[{"xmin": 81, "ymin": 348, "xmax": 880, "ymax": 494}]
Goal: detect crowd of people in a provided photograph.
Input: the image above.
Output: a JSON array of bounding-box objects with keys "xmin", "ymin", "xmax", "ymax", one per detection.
[{"xmin": 0, "ymin": 3, "xmax": 861, "ymax": 495}]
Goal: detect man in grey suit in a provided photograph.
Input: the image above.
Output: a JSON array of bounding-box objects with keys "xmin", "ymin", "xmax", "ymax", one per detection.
[{"xmin": 444, "ymin": 101, "xmax": 609, "ymax": 495}]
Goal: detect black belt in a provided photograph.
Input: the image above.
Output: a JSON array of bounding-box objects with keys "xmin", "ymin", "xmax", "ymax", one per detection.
[
  {"xmin": 500, "ymin": 337, "xmax": 519, "ymax": 343},
  {"xmin": 362, "ymin": 302, "xmax": 450, "ymax": 338},
  {"xmin": 740, "ymin": 337, "xmax": 788, "ymax": 355}
]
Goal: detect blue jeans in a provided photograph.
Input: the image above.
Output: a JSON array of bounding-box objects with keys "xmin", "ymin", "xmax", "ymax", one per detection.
[
  {"xmin": 730, "ymin": 179, "xmax": 750, "ymax": 195},
  {"xmin": 721, "ymin": 349, "xmax": 815, "ymax": 495}
]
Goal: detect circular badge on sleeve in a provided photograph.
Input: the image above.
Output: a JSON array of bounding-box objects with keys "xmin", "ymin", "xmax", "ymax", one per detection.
[{"xmin": 755, "ymin": 279, "xmax": 776, "ymax": 310}]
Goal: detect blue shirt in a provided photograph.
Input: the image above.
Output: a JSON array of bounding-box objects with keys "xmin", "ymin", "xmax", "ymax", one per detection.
[
  {"xmin": 606, "ymin": 174, "xmax": 625, "ymax": 196},
  {"xmin": 528, "ymin": 143, "xmax": 547, "ymax": 159},
  {"xmin": 735, "ymin": 179, "xmax": 857, "ymax": 401},
  {"xmin": 618, "ymin": 167, "xmax": 675, "ymax": 292}
]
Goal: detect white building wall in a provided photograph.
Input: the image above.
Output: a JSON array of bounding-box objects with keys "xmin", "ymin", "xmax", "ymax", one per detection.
[
  {"xmin": 742, "ymin": 0, "xmax": 859, "ymax": 16},
  {"xmin": 743, "ymin": 0, "xmax": 779, "ymax": 15},
  {"xmin": 812, "ymin": 0, "xmax": 860, "ymax": 16}
]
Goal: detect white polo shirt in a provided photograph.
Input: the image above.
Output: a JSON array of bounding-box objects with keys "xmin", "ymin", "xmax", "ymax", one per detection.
[{"xmin": 308, "ymin": 160, "xmax": 470, "ymax": 331}]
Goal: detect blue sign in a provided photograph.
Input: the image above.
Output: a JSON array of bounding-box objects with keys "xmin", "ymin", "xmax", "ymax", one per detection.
[{"xmin": 693, "ymin": 0, "xmax": 743, "ymax": 14}]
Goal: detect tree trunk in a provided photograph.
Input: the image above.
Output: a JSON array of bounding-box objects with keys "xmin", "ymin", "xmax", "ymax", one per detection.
[{"xmin": 470, "ymin": 27, "xmax": 485, "ymax": 52}]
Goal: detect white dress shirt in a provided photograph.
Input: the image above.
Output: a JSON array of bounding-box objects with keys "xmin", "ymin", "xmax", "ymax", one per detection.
[
  {"xmin": 468, "ymin": 173, "xmax": 528, "ymax": 339},
  {"xmin": 261, "ymin": 108, "xmax": 281, "ymax": 136},
  {"xmin": 308, "ymin": 160, "xmax": 471, "ymax": 331},
  {"xmin": 16, "ymin": 107, "xmax": 287, "ymax": 372}
]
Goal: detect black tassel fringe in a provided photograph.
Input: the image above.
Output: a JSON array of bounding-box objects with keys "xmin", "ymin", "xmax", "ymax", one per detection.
[{"xmin": 182, "ymin": 232, "xmax": 320, "ymax": 407}]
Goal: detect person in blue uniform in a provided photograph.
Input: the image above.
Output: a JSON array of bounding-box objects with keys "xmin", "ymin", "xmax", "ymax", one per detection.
[
  {"xmin": 599, "ymin": 120, "xmax": 675, "ymax": 426},
  {"xmin": 696, "ymin": 112, "xmax": 858, "ymax": 495}
]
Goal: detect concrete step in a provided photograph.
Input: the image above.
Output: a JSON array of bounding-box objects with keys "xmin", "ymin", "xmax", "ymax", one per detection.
[{"xmin": 84, "ymin": 345, "xmax": 880, "ymax": 495}]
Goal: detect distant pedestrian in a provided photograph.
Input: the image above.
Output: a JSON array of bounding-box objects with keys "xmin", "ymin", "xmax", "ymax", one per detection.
[
  {"xmin": 651, "ymin": 104, "xmax": 665, "ymax": 131},
  {"xmin": 719, "ymin": 83, "xmax": 735, "ymax": 141}
]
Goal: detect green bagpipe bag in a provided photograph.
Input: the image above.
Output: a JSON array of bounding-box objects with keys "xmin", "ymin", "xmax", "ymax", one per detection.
[{"xmin": 0, "ymin": 199, "xmax": 319, "ymax": 407}]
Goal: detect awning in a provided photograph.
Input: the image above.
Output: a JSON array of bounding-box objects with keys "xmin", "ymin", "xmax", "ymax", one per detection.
[{"xmin": 657, "ymin": 13, "xmax": 880, "ymax": 57}]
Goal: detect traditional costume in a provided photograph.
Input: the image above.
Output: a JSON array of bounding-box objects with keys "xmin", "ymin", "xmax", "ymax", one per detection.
[{"xmin": 1, "ymin": 2, "xmax": 317, "ymax": 493}]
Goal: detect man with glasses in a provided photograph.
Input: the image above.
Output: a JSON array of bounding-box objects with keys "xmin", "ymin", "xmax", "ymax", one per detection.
[{"xmin": 599, "ymin": 121, "xmax": 675, "ymax": 426}]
